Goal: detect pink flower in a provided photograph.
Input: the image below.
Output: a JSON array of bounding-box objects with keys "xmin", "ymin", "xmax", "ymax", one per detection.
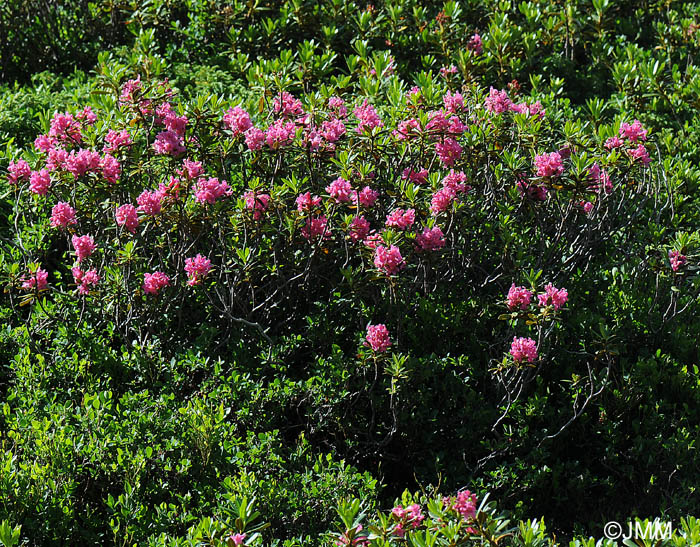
[
  {"xmin": 506, "ymin": 284, "xmax": 532, "ymax": 310},
  {"xmin": 448, "ymin": 115, "xmax": 466, "ymax": 134},
  {"xmin": 588, "ymin": 162, "xmax": 612, "ymax": 193},
  {"xmin": 439, "ymin": 65, "xmax": 458, "ymax": 78},
  {"xmin": 101, "ymin": 154, "xmax": 121, "ymax": 184},
  {"xmin": 435, "ymin": 137, "xmax": 462, "ymax": 166},
  {"xmin": 46, "ymin": 148, "xmax": 68, "ymax": 172},
  {"xmin": 163, "ymin": 112, "xmax": 189, "ymax": 137},
  {"xmin": 223, "ymin": 106, "xmax": 253, "ymax": 136},
  {"xmin": 416, "ymin": 226, "xmax": 445, "ymax": 251},
  {"xmin": 537, "ymin": 283, "xmax": 568, "ymax": 310},
  {"xmin": 72, "ymin": 267, "xmax": 99, "ymax": 295},
  {"xmin": 301, "ymin": 215, "xmax": 331, "ymax": 241},
  {"xmin": 517, "ymin": 178, "xmax": 548, "ymax": 201},
  {"xmin": 321, "ymin": 118, "xmax": 346, "ymax": 143},
  {"xmin": 76, "ymin": 106, "xmax": 97, "ymax": 125},
  {"xmin": 582, "ymin": 201, "xmax": 594, "ymax": 213},
  {"xmin": 426, "ymin": 110, "xmax": 449, "ymax": 133},
  {"xmin": 7, "ymin": 159, "xmax": 31, "ymax": 184},
  {"xmin": 629, "ymin": 144, "xmax": 651, "ymax": 165},
  {"xmin": 153, "ymin": 130, "xmax": 185, "ymax": 156},
  {"xmin": 364, "ymin": 232, "xmax": 383, "ymax": 249},
  {"xmin": 349, "ymin": 216, "xmax": 370, "ymax": 242},
  {"xmin": 619, "ymin": 120, "xmax": 647, "ymax": 142},
  {"xmin": 393, "ymin": 118, "xmax": 420, "ymax": 140},
  {"xmin": 326, "ymin": 177, "xmax": 354, "ymax": 203},
  {"xmin": 103, "ymin": 129, "xmax": 133, "ymax": 153},
  {"xmin": 604, "ymin": 136, "xmax": 624, "ymax": 149},
  {"xmin": 467, "ymin": 33, "xmax": 483, "ymax": 55},
  {"xmin": 510, "ymin": 337, "xmax": 538, "ymax": 363},
  {"xmin": 34, "ymin": 134, "xmax": 55, "ymax": 153},
  {"xmin": 328, "ymin": 96, "xmax": 347, "ymax": 117},
  {"xmin": 354, "ymin": 186, "xmax": 379, "ymax": 208},
  {"xmin": 443, "ymin": 90, "xmax": 464, "ymax": 113},
  {"xmin": 120, "ymin": 77, "xmax": 143, "ymax": 104},
  {"xmin": 365, "ymin": 324, "xmax": 392, "ymax": 352},
  {"xmin": 265, "ymin": 119, "xmax": 297, "ymax": 149},
  {"xmin": 49, "ymin": 112, "xmax": 82, "ymax": 143},
  {"xmin": 116, "ymin": 204, "xmax": 139, "ymax": 233},
  {"xmin": 484, "ymin": 87, "xmax": 513, "ymax": 114},
  {"xmin": 72, "ymin": 234, "xmax": 97, "ymax": 262},
  {"xmin": 534, "ymin": 152, "xmax": 564, "ymax": 177},
  {"xmin": 184, "ymin": 254, "xmax": 212, "ymax": 286},
  {"xmin": 143, "ymin": 271, "xmax": 170, "ymax": 295},
  {"xmin": 669, "ymin": 250, "xmax": 687, "ymax": 272},
  {"xmin": 50, "ymin": 202, "xmax": 77, "ymax": 228},
  {"xmin": 195, "ymin": 177, "xmax": 231, "ymax": 204},
  {"xmin": 22, "ymin": 267, "xmax": 49, "ymax": 291},
  {"xmin": 66, "ymin": 149, "xmax": 102, "ymax": 178},
  {"xmin": 385, "ymin": 208, "xmax": 415, "ymax": 230},
  {"xmin": 273, "ymin": 91, "xmax": 305, "ymax": 118},
  {"xmin": 374, "ymin": 245, "xmax": 405, "ymax": 275},
  {"xmin": 430, "ymin": 187, "xmax": 456, "ymax": 215},
  {"xmin": 296, "ymin": 192, "xmax": 322, "ymax": 213},
  {"xmin": 227, "ymin": 533, "xmax": 247, "ymax": 546},
  {"xmin": 243, "ymin": 191, "xmax": 270, "ymax": 220},
  {"xmin": 453, "ymin": 490, "xmax": 478, "ymax": 520},
  {"xmin": 442, "ymin": 170, "xmax": 469, "ymax": 194},
  {"xmin": 354, "ymin": 100, "xmax": 383, "ymax": 134},
  {"xmin": 180, "ymin": 159, "xmax": 204, "ymax": 180},
  {"xmin": 244, "ymin": 127, "xmax": 265, "ymax": 150},
  {"xmin": 401, "ymin": 167, "xmax": 428, "ymax": 185},
  {"xmin": 29, "ymin": 169, "xmax": 51, "ymax": 195},
  {"xmin": 137, "ymin": 189, "xmax": 164, "ymax": 215}
]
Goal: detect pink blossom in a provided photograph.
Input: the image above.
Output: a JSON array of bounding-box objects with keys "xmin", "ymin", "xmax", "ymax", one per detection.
[
  {"xmin": 72, "ymin": 267, "xmax": 99, "ymax": 295},
  {"xmin": 50, "ymin": 202, "xmax": 77, "ymax": 228},
  {"xmin": 321, "ymin": 118, "xmax": 346, "ymax": 142},
  {"xmin": 265, "ymin": 119, "xmax": 297, "ymax": 149},
  {"xmin": 227, "ymin": 533, "xmax": 247, "ymax": 546},
  {"xmin": 629, "ymin": 144, "xmax": 651, "ymax": 166},
  {"xmin": 244, "ymin": 127, "xmax": 265, "ymax": 150},
  {"xmin": 143, "ymin": 271, "xmax": 170, "ymax": 295},
  {"xmin": 517, "ymin": 178, "xmax": 548, "ymax": 201},
  {"xmin": 354, "ymin": 186, "xmax": 379, "ymax": 208},
  {"xmin": 49, "ymin": 112, "xmax": 82, "ymax": 143},
  {"xmin": 72, "ymin": 234, "xmax": 97, "ymax": 262},
  {"xmin": 588, "ymin": 162, "xmax": 612, "ymax": 193},
  {"xmin": 243, "ymin": 191, "xmax": 270, "ymax": 220},
  {"xmin": 442, "ymin": 170, "xmax": 469, "ymax": 194},
  {"xmin": 426, "ymin": 110, "xmax": 450, "ymax": 133},
  {"xmin": 76, "ymin": 106, "xmax": 97, "ymax": 125},
  {"xmin": 101, "ymin": 154, "xmax": 121, "ymax": 184},
  {"xmin": 223, "ymin": 106, "xmax": 253, "ymax": 136},
  {"xmin": 534, "ymin": 152, "xmax": 564, "ymax": 177},
  {"xmin": 374, "ymin": 245, "xmax": 405, "ymax": 275},
  {"xmin": 184, "ymin": 254, "xmax": 212, "ymax": 286},
  {"xmin": 21, "ymin": 267, "xmax": 48, "ymax": 291},
  {"xmin": 416, "ymin": 226, "xmax": 445, "ymax": 251},
  {"xmin": 349, "ymin": 216, "xmax": 370, "ymax": 242},
  {"xmin": 669, "ymin": 250, "xmax": 687, "ymax": 272},
  {"xmin": 153, "ymin": 130, "xmax": 185, "ymax": 156},
  {"xmin": 435, "ymin": 137, "xmax": 462, "ymax": 166},
  {"xmin": 103, "ymin": 129, "xmax": 133, "ymax": 153},
  {"xmin": 34, "ymin": 134, "xmax": 55, "ymax": 153},
  {"xmin": 8, "ymin": 159, "xmax": 31, "ymax": 184},
  {"xmin": 29, "ymin": 169, "xmax": 51, "ymax": 195},
  {"xmin": 365, "ymin": 324, "xmax": 392, "ymax": 352},
  {"xmin": 385, "ymin": 208, "xmax": 415, "ymax": 230},
  {"xmin": 301, "ymin": 215, "xmax": 331, "ymax": 241},
  {"xmin": 46, "ymin": 148, "xmax": 68, "ymax": 172},
  {"xmin": 273, "ymin": 91, "xmax": 305, "ymax": 118},
  {"xmin": 364, "ymin": 232, "xmax": 383, "ymax": 250},
  {"xmin": 604, "ymin": 136, "xmax": 624, "ymax": 149},
  {"xmin": 448, "ymin": 115, "xmax": 466, "ymax": 134},
  {"xmin": 582, "ymin": 201, "xmax": 594, "ymax": 213},
  {"xmin": 467, "ymin": 33, "xmax": 483, "ymax": 55},
  {"xmin": 120, "ymin": 77, "xmax": 143, "ymax": 104},
  {"xmin": 328, "ymin": 96, "xmax": 347, "ymax": 117},
  {"xmin": 296, "ymin": 192, "xmax": 322, "ymax": 213},
  {"xmin": 453, "ymin": 490, "xmax": 478, "ymax": 520},
  {"xmin": 537, "ymin": 283, "xmax": 568, "ymax": 310},
  {"xmin": 408, "ymin": 86, "xmax": 421, "ymax": 102},
  {"xmin": 444, "ymin": 91, "xmax": 464, "ymax": 113},
  {"xmin": 393, "ymin": 118, "xmax": 420, "ymax": 140},
  {"xmin": 326, "ymin": 177, "xmax": 354, "ymax": 203},
  {"xmin": 354, "ymin": 100, "xmax": 383, "ymax": 133},
  {"xmin": 402, "ymin": 167, "xmax": 428, "ymax": 185},
  {"xmin": 439, "ymin": 65, "xmax": 458, "ymax": 78},
  {"xmin": 66, "ymin": 149, "xmax": 102, "ymax": 178},
  {"xmin": 430, "ymin": 187, "xmax": 456, "ymax": 215},
  {"xmin": 179, "ymin": 159, "xmax": 204, "ymax": 179},
  {"xmin": 195, "ymin": 177, "xmax": 231, "ymax": 205},
  {"xmin": 510, "ymin": 337, "xmax": 538, "ymax": 363},
  {"xmin": 116, "ymin": 204, "xmax": 139, "ymax": 233},
  {"xmin": 137, "ymin": 189, "xmax": 164, "ymax": 215},
  {"xmin": 619, "ymin": 120, "xmax": 647, "ymax": 142},
  {"xmin": 484, "ymin": 87, "xmax": 513, "ymax": 114},
  {"xmin": 506, "ymin": 284, "xmax": 532, "ymax": 310}
]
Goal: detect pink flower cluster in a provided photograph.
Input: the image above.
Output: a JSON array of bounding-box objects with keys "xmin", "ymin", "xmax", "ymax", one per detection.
[
  {"xmin": 72, "ymin": 234, "xmax": 97, "ymax": 262},
  {"xmin": 430, "ymin": 170, "xmax": 470, "ymax": 215},
  {"xmin": 374, "ymin": 245, "xmax": 405, "ymax": 275},
  {"xmin": 385, "ymin": 208, "xmax": 415, "ymax": 230},
  {"xmin": 8, "ymin": 159, "xmax": 31, "ymax": 185},
  {"xmin": 72, "ymin": 267, "xmax": 100, "ymax": 295},
  {"xmin": 349, "ymin": 216, "xmax": 370, "ymax": 242},
  {"xmin": 116, "ymin": 204, "xmax": 139, "ymax": 233},
  {"xmin": 50, "ymin": 202, "xmax": 77, "ymax": 228},
  {"xmin": 365, "ymin": 324, "xmax": 391, "ymax": 352},
  {"xmin": 354, "ymin": 100, "xmax": 383, "ymax": 133},
  {"xmin": 391, "ymin": 504, "xmax": 425, "ymax": 537},
  {"xmin": 435, "ymin": 137, "xmax": 462, "ymax": 166},
  {"xmin": 273, "ymin": 91, "xmax": 305, "ymax": 118},
  {"xmin": 452, "ymin": 490, "xmax": 478, "ymax": 520},
  {"xmin": 506, "ymin": 284, "xmax": 533, "ymax": 310},
  {"xmin": 296, "ymin": 192, "xmax": 322, "ymax": 212},
  {"xmin": 103, "ymin": 129, "xmax": 132, "ymax": 153},
  {"xmin": 22, "ymin": 267, "xmax": 49, "ymax": 292},
  {"xmin": 137, "ymin": 189, "xmax": 164, "ymax": 215},
  {"xmin": 537, "ymin": 283, "xmax": 568, "ymax": 310},
  {"xmin": 223, "ymin": 106, "xmax": 253, "ymax": 136},
  {"xmin": 29, "ymin": 169, "xmax": 51, "ymax": 195},
  {"xmin": 534, "ymin": 152, "xmax": 564, "ymax": 177},
  {"xmin": 301, "ymin": 216, "xmax": 331, "ymax": 241},
  {"xmin": 619, "ymin": 120, "xmax": 647, "ymax": 142},
  {"xmin": 467, "ymin": 33, "xmax": 483, "ymax": 55},
  {"xmin": 143, "ymin": 271, "xmax": 170, "ymax": 295},
  {"xmin": 669, "ymin": 250, "xmax": 687, "ymax": 272},
  {"xmin": 353, "ymin": 186, "xmax": 379, "ymax": 208},
  {"xmin": 416, "ymin": 226, "xmax": 445, "ymax": 252},
  {"xmin": 510, "ymin": 336, "xmax": 538, "ymax": 363},
  {"xmin": 227, "ymin": 532, "xmax": 246, "ymax": 546},
  {"xmin": 243, "ymin": 191, "xmax": 270, "ymax": 220},
  {"xmin": 184, "ymin": 254, "xmax": 212, "ymax": 286},
  {"xmin": 326, "ymin": 177, "xmax": 353, "ymax": 202},
  {"xmin": 195, "ymin": 177, "xmax": 231, "ymax": 205}
]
